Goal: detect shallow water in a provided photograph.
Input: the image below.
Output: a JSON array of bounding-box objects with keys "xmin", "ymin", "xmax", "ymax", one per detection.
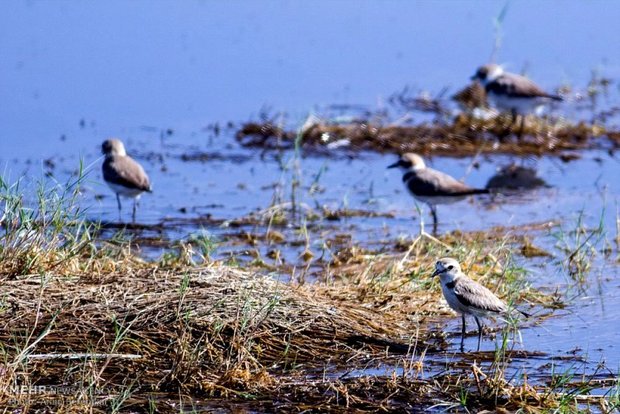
[
  {"xmin": 2, "ymin": 0, "xmax": 620, "ymax": 158},
  {"xmin": 2, "ymin": 0, "xmax": 620, "ymax": 405}
]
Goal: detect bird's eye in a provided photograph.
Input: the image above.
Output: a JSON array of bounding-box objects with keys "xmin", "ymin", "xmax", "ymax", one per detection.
[{"xmin": 447, "ymin": 265, "xmax": 454, "ymax": 270}]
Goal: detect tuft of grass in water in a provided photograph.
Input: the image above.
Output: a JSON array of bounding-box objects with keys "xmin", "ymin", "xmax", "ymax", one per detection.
[
  {"xmin": 604, "ymin": 370, "xmax": 620, "ymax": 412},
  {"xmin": 0, "ymin": 162, "xmax": 103, "ymax": 276},
  {"xmin": 188, "ymin": 230, "xmax": 219, "ymax": 262},
  {"xmin": 551, "ymin": 208, "xmax": 606, "ymax": 283},
  {"xmin": 261, "ymin": 117, "xmax": 324, "ymax": 229}
]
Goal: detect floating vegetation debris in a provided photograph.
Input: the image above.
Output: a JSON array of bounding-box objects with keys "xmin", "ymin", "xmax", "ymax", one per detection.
[{"xmin": 236, "ymin": 115, "xmax": 613, "ymax": 156}]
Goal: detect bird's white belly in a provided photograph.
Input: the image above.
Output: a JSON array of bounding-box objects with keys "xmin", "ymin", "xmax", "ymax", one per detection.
[
  {"xmin": 441, "ymin": 285, "xmax": 467, "ymax": 314},
  {"xmin": 487, "ymin": 92, "xmax": 545, "ymax": 116},
  {"xmin": 106, "ymin": 182, "xmax": 144, "ymax": 199},
  {"xmin": 413, "ymin": 194, "xmax": 468, "ymax": 206}
]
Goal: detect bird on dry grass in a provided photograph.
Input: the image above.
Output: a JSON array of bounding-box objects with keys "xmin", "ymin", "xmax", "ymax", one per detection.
[{"xmin": 432, "ymin": 257, "xmax": 529, "ymax": 351}]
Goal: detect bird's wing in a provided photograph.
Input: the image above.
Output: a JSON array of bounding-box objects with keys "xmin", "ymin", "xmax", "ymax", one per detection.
[
  {"xmin": 488, "ymin": 74, "xmax": 559, "ymax": 99},
  {"xmin": 453, "ymin": 277, "xmax": 506, "ymax": 314},
  {"xmin": 103, "ymin": 156, "xmax": 151, "ymax": 192},
  {"xmin": 405, "ymin": 169, "xmax": 484, "ymax": 196}
]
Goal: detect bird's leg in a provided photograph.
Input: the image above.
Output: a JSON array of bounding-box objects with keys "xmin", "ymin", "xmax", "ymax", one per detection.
[
  {"xmin": 414, "ymin": 203, "xmax": 425, "ymax": 235},
  {"xmin": 116, "ymin": 194, "xmax": 122, "ymax": 222},
  {"xmin": 518, "ymin": 114, "xmax": 526, "ymax": 139},
  {"xmin": 474, "ymin": 316, "xmax": 483, "ymax": 351},
  {"xmin": 132, "ymin": 199, "xmax": 137, "ymax": 224},
  {"xmin": 430, "ymin": 205, "xmax": 438, "ymax": 236},
  {"xmin": 460, "ymin": 314, "xmax": 466, "ymax": 352}
]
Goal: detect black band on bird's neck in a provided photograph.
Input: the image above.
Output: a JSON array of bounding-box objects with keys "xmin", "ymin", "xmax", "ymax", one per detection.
[{"xmin": 402, "ymin": 171, "xmax": 416, "ymax": 182}]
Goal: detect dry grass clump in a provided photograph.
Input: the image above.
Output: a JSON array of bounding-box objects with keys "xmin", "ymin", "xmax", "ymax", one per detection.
[
  {"xmin": 0, "ymin": 260, "xmax": 435, "ymax": 409},
  {"xmin": 236, "ymin": 116, "xmax": 609, "ymax": 156}
]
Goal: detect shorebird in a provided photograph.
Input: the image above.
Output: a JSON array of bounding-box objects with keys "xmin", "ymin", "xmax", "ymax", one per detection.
[
  {"xmin": 471, "ymin": 63, "xmax": 562, "ymax": 135},
  {"xmin": 432, "ymin": 257, "xmax": 528, "ymax": 351},
  {"xmin": 388, "ymin": 153, "xmax": 488, "ymax": 234},
  {"xmin": 101, "ymin": 138, "xmax": 152, "ymax": 222}
]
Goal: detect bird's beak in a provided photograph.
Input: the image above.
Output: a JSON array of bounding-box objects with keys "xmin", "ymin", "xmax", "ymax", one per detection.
[
  {"xmin": 387, "ymin": 161, "xmax": 400, "ymax": 169},
  {"xmin": 470, "ymin": 75, "xmax": 477, "ymax": 81},
  {"xmin": 432, "ymin": 269, "xmax": 441, "ymax": 277}
]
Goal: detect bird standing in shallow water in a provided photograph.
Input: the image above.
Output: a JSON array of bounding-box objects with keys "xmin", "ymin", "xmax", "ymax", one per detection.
[
  {"xmin": 101, "ymin": 138, "xmax": 152, "ymax": 223},
  {"xmin": 432, "ymin": 257, "xmax": 528, "ymax": 351},
  {"xmin": 388, "ymin": 153, "xmax": 488, "ymax": 234},
  {"xmin": 471, "ymin": 63, "xmax": 562, "ymax": 136}
]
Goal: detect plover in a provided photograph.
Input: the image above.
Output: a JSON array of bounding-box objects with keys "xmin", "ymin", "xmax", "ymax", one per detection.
[
  {"xmin": 432, "ymin": 257, "xmax": 527, "ymax": 351},
  {"xmin": 388, "ymin": 153, "xmax": 488, "ymax": 234},
  {"xmin": 101, "ymin": 138, "xmax": 152, "ymax": 222},
  {"xmin": 472, "ymin": 64, "xmax": 562, "ymax": 135},
  {"xmin": 472, "ymin": 63, "xmax": 562, "ymax": 115}
]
